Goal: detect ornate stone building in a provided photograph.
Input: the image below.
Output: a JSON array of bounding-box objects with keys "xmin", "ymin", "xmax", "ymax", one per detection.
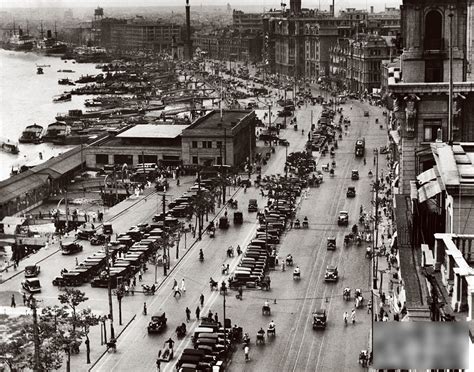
[{"xmin": 388, "ymin": 0, "xmax": 474, "ymax": 194}]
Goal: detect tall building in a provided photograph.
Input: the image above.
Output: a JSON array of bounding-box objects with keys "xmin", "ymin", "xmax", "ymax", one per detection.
[
  {"xmin": 388, "ymin": 0, "xmax": 474, "ymax": 194},
  {"xmin": 232, "ymin": 10, "xmax": 263, "ymax": 34},
  {"xmin": 468, "ymin": 0, "xmax": 474, "ymax": 80},
  {"xmin": 304, "ymin": 24, "xmax": 339, "ymax": 81}
]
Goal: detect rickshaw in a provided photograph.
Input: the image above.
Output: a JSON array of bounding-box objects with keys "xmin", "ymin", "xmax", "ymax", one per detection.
[
  {"xmin": 294, "ymin": 219, "xmax": 301, "ymax": 229},
  {"xmin": 327, "ymin": 237, "xmax": 336, "ymax": 250},
  {"xmin": 262, "ymin": 304, "xmax": 271, "ymax": 315},
  {"xmin": 103, "ymin": 223, "xmax": 113, "ymax": 234},
  {"xmin": 302, "ymin": 217, "xmax": 309, "ymax": 228},
  {"xmin": 343, "ymin": 287, "xmax": 351, "ymax": 300},
  {"xmin": 219, "ymin": 216, "xmax": 229, "ymax": 229},
  {"xmin": 256, "ymin": 329, "xmax": 266, "ymax": 344},
  {"xmin": 359, "ymin": 350, "xmax": 369, "ymax": 367},
  {"xmin": 257, "ymin": 276, "xmax": 271, "ymax": 291},
  {"xmin": 228, "ymin": 198, "xmax": 238, "ymax": 209}
]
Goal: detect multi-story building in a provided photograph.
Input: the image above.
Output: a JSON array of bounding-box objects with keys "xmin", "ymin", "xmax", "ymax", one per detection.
[
  {"xmin": 232, "ymin": 10, "xmax": 263, "ymax": 34},
  {"xmin": 388, "ymin": 0, "xmax": 474, "ymax": 194},
  {"xmin": 194, "ymin": 29, "xmax": 263, "ymax": 63},
  {"xmin": 304, "ymin": 24, "xmax": 338, "ymax": 81},
  {"xmin": 367, "ymin": 7, "xmax": 401, "ymax": 36},
  {"xmin": 328, "ymin": 38, "xmax": 350, "ymax": 90}
]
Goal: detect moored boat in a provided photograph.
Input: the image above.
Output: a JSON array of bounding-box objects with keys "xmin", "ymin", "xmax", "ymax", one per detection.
[
  {"xmin": 58, "ymin": 78, "xmax": 75, "ymax": 86},
  {"xmin": 19, "ymin": 123, "xmax": 44, "ymax": 144},
  {"xmin": 53, "ymin": 92, "xmax": 72, "ymax": 103}
]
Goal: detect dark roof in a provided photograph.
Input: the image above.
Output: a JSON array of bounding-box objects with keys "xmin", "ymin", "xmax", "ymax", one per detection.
[
  {"xmin": 187, "ymin": 110, "xmax": 251, "ymax": 131},
  {"xmin": 394, "ymin": 194, "xmax": 430, "ymax": 314}
]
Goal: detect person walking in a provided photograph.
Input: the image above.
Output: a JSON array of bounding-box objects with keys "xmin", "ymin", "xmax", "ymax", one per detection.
[
  {"xmin": 351, "ymin": 308, "xmax": 356, "ymax": 324},
  {"xmin": 156, "ymin": 356, "xmax": 161, "ymax": 372},
  {"xmin": 173, "ymin": 285, "xmax": 181, "ymax": 298},
  {"xmin": 180, "ymin": 278, "xmax": 186, "ymax": 293},
  {"xmin": 11, "ymin": 294, "xmax": 16, "ymax": 308},
  {"xmin": 200, "ymin": 293, "xmax": 204, "ymax": 307},
  {"xmin": 343, "ymin": 311, "xmax": 348, "ymax": 325},
  {"xmin": 244, "ymin": 345, "xmax": 250, "ymax": 361},
  {"xmin": 22, "ymin": 293, "xmax": 27, "ymax": 306},
  {"xmin": 143, "ymin": 302, "xmax": 147, "ymax": 315},
  {"xmin": 214, "ymin": 312, "xmax": 218, "ymax": 323},
  {"xmin": 185, "ymin": 307, "xmax": 191, "ymax": 322}
]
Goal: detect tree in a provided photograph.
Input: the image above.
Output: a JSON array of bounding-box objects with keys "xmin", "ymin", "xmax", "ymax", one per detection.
[
  {"xmin": 58, "ymin": 288, "xmax": 88, "ymax": 331},
  {"xmin": 76, "ymin": 308, "xmax": 99, "ymax": 364}
]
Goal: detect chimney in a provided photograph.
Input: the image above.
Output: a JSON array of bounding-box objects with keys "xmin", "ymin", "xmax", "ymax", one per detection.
[
  {"xmin": 185, "ymin": 0, "xmax": 192, "ymax": 60},
  {"xmin": 370, "ymin": 6, "xmax": 374, "ymax": 14},
  {"xmin": 329, "ymin": 5, "xmax": 334, "ymax": 16},
  {"xmin": 290, "ymin": 0, "xmax": 301, "ymax": 14}
]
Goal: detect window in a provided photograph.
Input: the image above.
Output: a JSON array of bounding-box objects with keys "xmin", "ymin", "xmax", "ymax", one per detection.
[
  {"xmin": 424, "ymin": 10, "xmax": 443, "ymax": 50},
  {"xmin": 217, "ymin": 157, "xmax": 222, "ymax": 165},
  {"xmin": 192, "ymin": 156, "xmax": 198, "ymax": 164},
  {"xmin": 192, "ymin": 141, "xmax": 198, "ymax": 148},
  {"xmin": 207, "ymin": 141, "xmax": 213, "ymax": 148},
  {"xmin": 425, "ymin": 60, "xmax": 443, "ymax": 82},
  {"xmin": 96, "ymin": 154, "xmax": 108, "ymax": 164},
  {"xmin": 423, "ymin": 120, "xmax": 442, "ymax": 142},
  {"xmin": 217, "ymin": 141, "xmax": 223, "ymax": 148},
  {"xmin": 202, "ymin": 141, "xmax": 207, "ymax": 148}
]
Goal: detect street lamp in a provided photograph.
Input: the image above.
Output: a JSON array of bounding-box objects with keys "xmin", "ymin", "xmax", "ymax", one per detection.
[
  {"xmin": 116, "ymin": 288, "xmax": 124, "ymax": 326},
  {"xmin": 372, "ymin": 148, "xmax": 379, "ymax": 291},
  {"xmin": 285, "ymin": 142, "xmax": 290, "ymax": 178}
]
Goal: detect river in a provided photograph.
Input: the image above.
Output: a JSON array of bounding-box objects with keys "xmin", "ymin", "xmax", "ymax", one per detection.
[{"xmin": 0, "ymin": 50, "xmax": 99, "ymax": 181}]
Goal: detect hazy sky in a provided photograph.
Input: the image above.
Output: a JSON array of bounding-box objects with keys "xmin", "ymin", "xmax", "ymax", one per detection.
[{"xmin": 2, "ymin": 0, "xmax": 402, "ymax": 12}]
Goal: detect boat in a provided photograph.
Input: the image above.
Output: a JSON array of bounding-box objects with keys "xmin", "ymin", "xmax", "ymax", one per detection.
[
  {"xmin": 36, "ymin": 28, "xmax": 68, "ymax": 55},
  {"xmin": 75, "ymin": 75, "xmax": 98, "ymax": 84},
  {"xmin": 2, "ymin": 28, "xmax": 35, "ymax": 52},
  {"xmin": 42, "ymin": 122, "xmax": 90, "ymax": 145},
  {"xmin": 57, "ymin": 69, "xmax": 75, "ymax": 73},
  {"xmin": 0, "ymin": 138, "xmax": 20, "ymax": 154},
  {"xmin": 36, "ymin": 64, "xmax": 51, "ymax": 68},
  {"xmin": 37, "ymin": 67, "xmax": 44, "ymax": 75},
  {"xmin": 58, "ymin": 78, "xmax": 75, "ymax": 86},
  {"xmin": 19, "ymin": 124, "xmax": 44, "ymax": 144},
  {"xmin": 53, "ymin": 92, "xmax": 72, "ymax": 103}
]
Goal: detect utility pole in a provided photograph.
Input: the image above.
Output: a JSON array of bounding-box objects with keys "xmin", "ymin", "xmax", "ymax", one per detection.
[
  {"xmin": 223, "ymin": 288, "xmax": 227, "ymax": 348},
  {"xmin": 448, "ymin": 9, "xmax": 454, "ymax": 145},
  {"xmin": 372, "ymin": 149, "xmax": 379, "ymax": 290},
  {"xmin": 105, "ymin": 241, "xmax": 115, "ymax": 339},
  {"xmin": 162, "ymin": 194, "xmax": 170, "ymax": 275},
  {"xmin": 30, "ymin": 296, "xmax": 41, "ymax": 371}
]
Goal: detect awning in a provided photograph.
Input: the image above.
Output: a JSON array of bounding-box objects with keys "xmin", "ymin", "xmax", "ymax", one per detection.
[
  {"xmin": 418, "ymin": 179, "xmax": 442, "ymax": 203},
  {"xmin": 417, "ymin": 168, "xmax": 437, "ymax": 185},
  {"xmin": 389, "ymin": 130, "xmax": 400, "ymax": 145}
]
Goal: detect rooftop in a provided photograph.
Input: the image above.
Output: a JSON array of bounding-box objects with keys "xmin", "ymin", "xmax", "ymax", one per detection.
[
  {"xmin": 187, "ymin": 110, "xmax": 251, "ymax": 131},
  {"xmin": 116, "ymin": 125, "xmax": 189, "ymax": 139}
]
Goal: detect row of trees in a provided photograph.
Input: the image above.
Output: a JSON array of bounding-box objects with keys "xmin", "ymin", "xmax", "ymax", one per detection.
[{"xmin": 0, "ymin": 289, "xmax": 100, "ymax": 371}]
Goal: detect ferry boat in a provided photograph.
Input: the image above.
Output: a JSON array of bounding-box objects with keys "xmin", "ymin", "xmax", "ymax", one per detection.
[
  {"xmin": 19, "ymin": 124, "xmax": 44, "ymax": 144},
  {"xmin": 37, "ymin": 67, "xmax": 44, "ymax": 75},
  {"xmin": 42, "ymin": 122, "xmax": 90, "ymax": 145},
  {"xmin": 53, "ymin": 92, "xmax": 72, "ymax": 103},
  {"xmin": 2, "ymin": 29, "xmax": 35, "ymax": 52},
  {"xmin": 0, "ymin": 138, "xmax": 20, "ymax": 154},
  {"xmin": 36, "ymin": 29, "xmax": 68, "ymax": 55},
  {"xmin": 57, "ymin": 69, "xmax": 75, "ymax": 73}
]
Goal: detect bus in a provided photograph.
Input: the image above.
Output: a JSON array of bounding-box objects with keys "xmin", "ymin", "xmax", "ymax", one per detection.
[{"xmin": 355, "ymin": 138, "xmax": 365, "ymax": 157}]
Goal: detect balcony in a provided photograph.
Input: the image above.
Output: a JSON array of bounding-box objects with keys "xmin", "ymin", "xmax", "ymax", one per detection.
[{"xmin": 423, "ymin": 38, "xmax": 445, "ymax": 53}]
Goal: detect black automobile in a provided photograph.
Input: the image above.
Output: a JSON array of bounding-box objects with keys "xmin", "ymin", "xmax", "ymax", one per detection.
[
  {"xmin": 337, "ymin": 211, "xmax": 349, "ymax": 226},
  {"xmin": 324, "ymin": 265, "xmax": 339, "ymax": 282},
  {"xmin": 61, "ymin": 242, "xmax": 83, "ymax": 255},
  {"xmin": 346, "ymin": 187, "xmax": 356, "ymax": 198},
  {"xmin": 248, "ymin": 199, "xmax": 258, "ymax": 212},
  {"xmin": 219, "ymin": 217, "xmax": 229, "ymax": 229},
  {"xmin": 103, "ymin": 223, "xmax": 113, "ymax": 235},
  {"xmin": 148, "ymin": 312, "xmax": 167, "ymax": 334},
  {"xmin": 90, "ymin": 234, "xmax": 107, "ymax": 246},
  {"xmin": 312, "ymin": 309, "xmax": 327, "ymax": 329},
  {"xmin": 76, "ymin": 228, "xmax": 96, "ymax": 240},
  {"xmin": 351, "ymin": 170, "xmax": 359, "ymax": 180},
  {"xmin": 233, "ymin": 211, "xmax": 243, "ymax": 225},
  {"xmin": 25, "ymin": 264, "xmax": 40, "ymax": 278}
]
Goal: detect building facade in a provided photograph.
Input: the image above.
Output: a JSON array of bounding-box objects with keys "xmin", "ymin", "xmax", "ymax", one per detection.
[
  {"xmin": 304, "ymin": 24, "xmax": 339, "ymax": 81},
  {"xmin": 181, "ymin": 110, "xmax": 256, "ymax": 168},
  {"xmin": 232, "ymin": 10, "xmax": 263, "ymax": 34},
  {"xmin": 388, "ymin": 0, "xmax": 474, "ymax": 194}
]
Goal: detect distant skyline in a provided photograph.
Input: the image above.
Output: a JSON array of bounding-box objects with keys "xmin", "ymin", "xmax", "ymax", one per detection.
[{"xmin": 2, "ymin": 0, "xmax": 402, "ymax": 12}]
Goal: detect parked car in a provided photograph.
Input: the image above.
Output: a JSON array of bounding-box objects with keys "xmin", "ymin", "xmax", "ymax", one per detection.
[
  {"xmin": 22, "ymin": 278, "xmax": 41, "ymax": 293},
  {"xmin": 76, "ymin": 228, "xmax": 96, "ymax": 240},
  {"xmin": 61, "ymin": 242, "xmax": 83, "ymax": 255},
  {"xmin": 90, "ymin": 234, "xmax": 107, "ymax": 246},
  {"xmin": 24, "ymin": 264, "xmax": 40, "ymax": 278}
]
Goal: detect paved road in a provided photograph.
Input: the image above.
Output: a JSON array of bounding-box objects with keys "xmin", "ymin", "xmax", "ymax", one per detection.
[{"xmin": 92, "ymin": 97, "xmax": 388, "ymax": 372}]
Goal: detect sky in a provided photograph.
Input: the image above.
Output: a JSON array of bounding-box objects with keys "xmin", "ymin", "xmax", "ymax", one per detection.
[{"xmin": 2, "ymin": 0, "xmax": 402, "ymax": 12}]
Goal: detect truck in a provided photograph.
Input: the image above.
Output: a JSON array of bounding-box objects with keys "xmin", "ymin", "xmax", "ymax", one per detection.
[{"xmin": 355, "ymin": 138, "xmax": 365, "ymax": 157}]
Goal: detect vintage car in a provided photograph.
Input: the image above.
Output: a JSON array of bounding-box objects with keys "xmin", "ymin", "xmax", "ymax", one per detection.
[
  {"xmin": 351, "ymin": 170, "xmax": 359, "ymax": 180},
  {"xmin": 219, "ymin": 217, "xmax": 229, "ymax": 229},
  {"xmin": 21, "ymin": 278, "xmax": 41, "ymax": 293},
  {"xmin": 324, "ymin": 265, "xmax": 339, "ymax": 282},
  {"xmin": 248, "ymin": 199, "xmax": 258, "ymax": 213},
  {"xmin": 24, "ymin": 264, "xmax": 41, "ymax": 278},
  {"xmin": 346, "ymin": 187, "xmax": 356, "ymax": 198},
  {"xmin": 312, "ymin": 309, "xmax": 327, "ymax": 329},
  {"xmin": 61, "ymin": 242, "xmax": 84, "ymax": 255},
  {"xmin": 326, "ymin": 237, "xmax": 336, "ymax": 251},
  {"xmin": 90, "ymin": 234, "xmax": 107, "ymax": 246},
  {"xmin": 233, "ymin": 211, "xmax": 243, "ymax": 225},
  {"xmin": 148, "ymin": 312, "xmax": 167, "ymax": 334},
  {"xmin": 103, "ymin": 223, "xmax": 113, "ymax": 235},
  {"xmin": 337, "ymin": 211, "xmax": 349, "ymax": 226},
  {"xmin": 76, "ymin": 228, "xmax": 96, "ymax": 240},
  {"xmin": 364, "ymin": 110, "xmax": 369, "ymax": 117}
]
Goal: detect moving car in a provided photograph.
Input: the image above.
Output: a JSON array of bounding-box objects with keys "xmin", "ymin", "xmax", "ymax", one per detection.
[
  {"xmin": 25, "ymin": 264, "xmax": 40, "ymax": 278},
  {"xmin": 248, "ymin": 199, "xmax": 258, "ymax": 212},
  {"xmin": 351, "ymin": 170, "xmax": 359, "ymax": 180},
  {"xmin": 324, "ymin": 265, "xmax": 339, "ymax": 282},
  {"xmin": 22, "ymin": 278, "xmax": 41, "ymax": 293},
  {"xmin": 364, "ymin": 111, "xmax": 369, "ymax": 117},
  {"xmin": 90, "ymin": 234, "xmax": 107, "ymax": 246},
  {"xmin": 326, "ymin": 237, "xmax": 336, "ymax": 251},
  {"xmin": 346, "ymin": 187, "xmax": 356, "ymax": 198},
  {"xmin": 148, "ymin": 312, "xmax": 167, "ymax": 334},
  {"xmin": 61, "ymin": 242, "xmax": 83, "ymax": 255},
  {"xmin": 76, "ymin": 228, "xmax": 96, "ymax": 240},
  {"xmin": 312, "ymin": 309, "xmax": 327, "ymax": 329},
  {"xmin": 337, "ymin": 211, "xmax": 349, "ymax": 226}
]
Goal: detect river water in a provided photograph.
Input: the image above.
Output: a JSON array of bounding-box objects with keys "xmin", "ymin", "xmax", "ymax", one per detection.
[{"xmin": 0, "ymin": 50, "xmax": 99, "ymax": 181}]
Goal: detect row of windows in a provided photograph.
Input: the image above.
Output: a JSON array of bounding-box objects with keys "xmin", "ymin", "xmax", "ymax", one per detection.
[{"xmin": 192, "ymin": 141, "xmax": 223, "ymax": 149}]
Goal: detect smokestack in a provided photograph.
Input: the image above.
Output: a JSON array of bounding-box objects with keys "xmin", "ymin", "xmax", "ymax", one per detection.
[
  {"xmin": 290, "ymin": 0, "xmax": 301, "ymax": 14},
  {"xmin": 329, "ymin": 5, "xmax": 334, "ymax": 16},
  {"xmin": 332, "ymin": 0, "xmax": 335, "ymax": 16},
  {"xmin": 370, "ymin": 6, "xmax": 374, "ymax": 14},
  {"xmin": 185, "ymin": 0, "xmax": 192, "ymax": 60}
]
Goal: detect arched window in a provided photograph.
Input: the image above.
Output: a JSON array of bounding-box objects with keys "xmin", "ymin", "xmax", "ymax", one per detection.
[{"xmin": 424, "ymin": 10, "xmax": 443, "ymax": 50}]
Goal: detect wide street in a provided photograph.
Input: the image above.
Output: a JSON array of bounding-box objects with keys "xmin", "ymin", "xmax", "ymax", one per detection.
[{"xmin": 90, "ymin": 94, "xmax": 388, "ymax": 371}]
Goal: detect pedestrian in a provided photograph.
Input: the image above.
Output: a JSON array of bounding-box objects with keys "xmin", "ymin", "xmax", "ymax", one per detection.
[
  {"xmin": 173, "ymin": 285, "xmax": 181, "ymax": 298},
  {"xmin": 138, "ymin": 272, "xmax": 143, "ymax": 282},
  {"xmin": 11, "ymin": 294, "xmax": 16, "ymax": 308},
  {"xmin": 381, "ymin": 292, "xmax": 386, "ymax": 305},
  {"xmin": 130, "ymin": 284, "xmax": 135, "ymax": 295},
  {"xmin": 156, "ymin": 355, "xmax": 161, "ymax": 372},
  {"xmin": 351, "ymin": 308, "xmax": 356, "ymax": 324},
  {"xmin": 200, "ymin": 293, "xmax": 204, "ymax": 307},
  {"xmin": 195, "ymin": 306, "xmax": 200, "ymax": 320},
  {"xmin": 143, "ymin": 302, "xmax": 147, "ymax": 315},
  {"xmin": 22, "ymin": 292, "xmax": 27, "ymax": 305},
  {"xmin": 185, "ymin": 307, "xmax": 191, "ymax": 322},
  {"xmin": 374, "ymin": 156, "xmax": 376, "ymax": 166},
  {"xmin": 180, "ymin": 278, "xmax": 186, "ymax": 292},
  {"xmin": 75, "ymin": 257, "xmax": 78, "ymax": 266},
  {"xmin": 244, "ymin": 345, "xmax": 250, "ymax": 361},
  {"xmin": 214, "ymin": 312, "xmax": 219, "ymax": 323},
  {"xmin": 133, "ymin": 276, "xmax": 137, "ymax": 287}
]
